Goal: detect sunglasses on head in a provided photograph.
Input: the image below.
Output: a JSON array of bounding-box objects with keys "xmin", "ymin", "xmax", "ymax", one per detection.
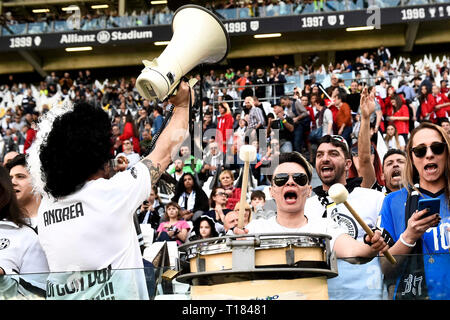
[
  {"xmin": 273, "ymin": 173, "xmax": 308, "ymax": 187},
  {"xmin": 411, "ymin": 142, "xmax": 446, "ymax": 158},
  {"xmin": 330, "ymin": 135, "xmax": 349, "ymax": 152}
]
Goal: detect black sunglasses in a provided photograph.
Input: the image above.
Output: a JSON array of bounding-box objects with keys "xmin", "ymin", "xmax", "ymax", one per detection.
[
  {"xmin": 216, "ymin": 192, "xmax": 229, "ymax": 197},
  {"xmin": 411, "ymin": 142, "xmax": 446, "ymax": 158},
  {"xmin": 273, "ymin": 173, "xmax": 308, "ymax": 187}
]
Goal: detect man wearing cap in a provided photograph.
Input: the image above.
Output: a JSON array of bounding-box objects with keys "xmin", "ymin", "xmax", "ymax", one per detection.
[
  {"xmin": 304, "ymin": 135, "xmax": 390, "ymax": 299},
  {"xmin": 233, "ymin": 152, "xmax": 390, "ymax": 262},
  {"xmin": 27, "ymin": 80, "xmax": 192, "ymax": 300}
]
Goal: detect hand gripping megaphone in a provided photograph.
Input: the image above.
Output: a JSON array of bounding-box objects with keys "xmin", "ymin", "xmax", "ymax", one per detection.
[{"xmin": 136, "ymin": 5, "xmax": 230, "ymax": 101}]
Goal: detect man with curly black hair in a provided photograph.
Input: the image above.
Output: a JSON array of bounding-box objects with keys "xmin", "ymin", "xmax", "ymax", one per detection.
[{"xmin": 29, "ymin": 81, "xmax": 192, "ymax": 300}]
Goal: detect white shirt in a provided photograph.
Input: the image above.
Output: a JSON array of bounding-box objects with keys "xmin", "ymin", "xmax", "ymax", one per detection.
[
  {"xmin": 0, "ymin": 220, "xmax": 49, "ymax": 275},
  {"xmin": 38, "ymin": 161, "xmax": 151, "ymax": 299},
  {"xmin": 384, "ymin": 134, "xmax": 405, "ymax": 150},
  {"xmin": 305, "ymin": 187, "xmax": 386, "ymax": 300},
  {"xmin": 305, "ymin": 187, "xmax": 384, "ymax": 241},
  {"xmin": 245, "ymin": 214, "xmax": 347, "ymax": 252}
]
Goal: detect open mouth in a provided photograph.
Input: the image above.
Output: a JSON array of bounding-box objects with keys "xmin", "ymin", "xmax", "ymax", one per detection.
[
  {"xmin": 424, "ymin": 163, "xmax": 438, "ymax": 173},
  {"xmin": 320, "ymin": 166, "xmax": 334, "ymax": 178},
  {"xmin": 391, "ymin": 169, "xmax": 401, "ymax": 178},
  {"xmin": 284, "ymin": 191, "xmax": 298, "ymax": 204}
]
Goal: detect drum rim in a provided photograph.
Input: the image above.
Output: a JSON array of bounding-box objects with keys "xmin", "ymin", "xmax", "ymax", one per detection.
[{"xmin": 178, "ymin": 232, "xmax": 333, "ymax": 252}]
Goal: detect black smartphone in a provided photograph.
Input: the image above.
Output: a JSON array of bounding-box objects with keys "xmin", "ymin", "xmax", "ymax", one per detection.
[{"xmin": 418, "ymin": 198, "xmax": 440, "ymax": 219}]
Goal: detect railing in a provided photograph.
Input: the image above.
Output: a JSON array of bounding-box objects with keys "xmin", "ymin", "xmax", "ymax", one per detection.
[
  {"xmin": 1, "ymin": 253, "xmax": 448, "ymax": 300},
  {"xmin": 1, "ymin": 0, "xmax": 449, "ymax": 36}
]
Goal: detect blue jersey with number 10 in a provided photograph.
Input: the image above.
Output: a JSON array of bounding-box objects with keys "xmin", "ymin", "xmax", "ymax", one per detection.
[{"xmin": 379, "ymin": 187, "xmax": 450, "ymax": 300}]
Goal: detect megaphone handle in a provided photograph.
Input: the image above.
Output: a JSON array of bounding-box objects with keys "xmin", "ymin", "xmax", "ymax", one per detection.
[
  {"xmin": 147, "ymin": 80, "xmax": 192, "ymax": 155},
  {"xmin": 343, "ymin": 201, "xmax": 397, "ymax": 265}
]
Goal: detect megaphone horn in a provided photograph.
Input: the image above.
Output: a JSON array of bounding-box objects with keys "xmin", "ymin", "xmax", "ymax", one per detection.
[{"xmin": 136, "ymin": 5, "xmax": 230, "ymax": 101}]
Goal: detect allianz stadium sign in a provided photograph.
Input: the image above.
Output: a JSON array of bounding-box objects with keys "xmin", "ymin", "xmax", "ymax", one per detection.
[
  {"xmin": 59, "ymin": 30, "xmax": 154, "ymax": 45},
  {"xmin": 2, "ymin": 25, "xmax": 171, "ymax": 51},
  {"xmin": 0, "ymin": 3, "xmax": 449, "ymax": 52}
]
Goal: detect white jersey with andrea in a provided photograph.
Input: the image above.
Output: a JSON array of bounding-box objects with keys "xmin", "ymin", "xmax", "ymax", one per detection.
[
  {"xmin": 245, "ymin": 214, "xmax": 347, "ymax": 252},
  {"xmin": 37, "ymin": 161, "xmax": 151, "ymax": 300}
]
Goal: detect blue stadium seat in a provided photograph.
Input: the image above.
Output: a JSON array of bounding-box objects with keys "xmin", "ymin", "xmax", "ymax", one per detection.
[
  {"xmin": 340, "ymin": 72, "xmax": 355, "ymax": 87},
  {"xmin": 215, "ymin": 8, "xmax": 237, "ymax": 20},
  {"xmin": 381, "ymin": 0, "xmax": 400, "ymax": 7},
  {"xmin": 238, "ymin": 7, "xmax": 250, "ymax": 18},
  {"xmin": 54, "ymin": 20, "xmax": 70, "ymax": 32},
  {"xmin": 324, "ymin": 0, "xmax": 346, "ymax": 12},
  {"xmin": 302, "ymin": 3, "xmax": 316, "ymax": 14},
  {"xmin": 27, "ymin": 22, "xmax": 49, "ymax": 34},
  {"xmin": 2, "ymin": 23, "xmax": 26, "ymax": 35}
]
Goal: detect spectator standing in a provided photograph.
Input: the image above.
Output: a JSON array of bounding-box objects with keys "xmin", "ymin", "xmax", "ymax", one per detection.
[
  {"xmin": 280, "ymin": 95, "xmax": 310, "ymax": 154},
  {"xmin": 151, "ymin": 105, "xmax": 164, "ymax": 137},
  {"xmin": 334, "ymin": 94, "xmax": 353, "ymax": 147},
  {"xmin": 346, "ymin": 81, "xmax": 361, "ymax": 114},
  {"xmin": 244, "ymin": 96, "xmax": 266, "ymax": 139},
  {"xmin": 216, "ymin": 102, "xmax": 234, "ymax": 153},
  {"xmin": 386, "ymin": 94, "xmax": 410, "ymax": 143},
  {"xmin": 267, "ymin": 104, "xmax": 294, "ymax": 152},
  {"xmin": 268, "ymin": 67, "xmax": 286, "ymax": 103},
  {"xmin": 119, "ymin": 113, "xmax": 140, "ymax": 154},
  {"xmin": 431, "ymin": 84, "xmax": 450, "ymax": 123},
  {"xmin": 397, "ymin": 80, "xmax": 416, "ymax": 102},
  {"xmin": 21, "ymin": 89, "xmax": 36, "ymax": 115},
  {"xmin": 418, "ymin": 84, "xmax": 435, "ymax": 122},
  {"xmin": 305, "ymin": 136, "xmax": 388, "ymax": 300},
  {"xmin": 252, "ymin": 68, "xmax": 267, "ymax": 99}
]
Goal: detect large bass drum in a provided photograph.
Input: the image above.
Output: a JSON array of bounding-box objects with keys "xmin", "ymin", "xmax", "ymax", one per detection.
[{"xmin": 177, "ymin": 233, "xmax": 338, "ymax": 300}]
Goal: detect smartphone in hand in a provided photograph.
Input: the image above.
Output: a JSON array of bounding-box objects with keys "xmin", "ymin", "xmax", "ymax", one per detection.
[{"xmin": 418, "ymin": 198, "xmax": 440, "ymax": 219}]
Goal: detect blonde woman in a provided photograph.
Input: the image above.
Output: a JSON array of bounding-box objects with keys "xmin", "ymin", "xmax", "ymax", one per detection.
[
  {"xmin": 379, "ymin": 122, "xmax": 450, "ymax": 300},
  {"xmin": 383, "ymin": 124, "xmax": 405, "ymax": 151}
]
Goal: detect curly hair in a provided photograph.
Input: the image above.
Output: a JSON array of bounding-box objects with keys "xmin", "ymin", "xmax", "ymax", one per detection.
[{"xmin": 39, "ymin": 102, "xmax": 113, "ymax": 198}]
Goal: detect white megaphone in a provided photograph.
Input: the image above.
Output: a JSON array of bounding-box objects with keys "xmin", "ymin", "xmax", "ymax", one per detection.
[{"xmin": 136, "ymin": 4, "xmax": 230, "ymax": 101}]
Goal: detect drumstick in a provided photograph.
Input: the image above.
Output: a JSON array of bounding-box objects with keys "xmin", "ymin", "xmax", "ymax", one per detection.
[
  {"xmin": 237, "ymin": 144, "xmax": 257, "ymax": 229},
  {"xmin": 328, "ymin": 183, "xmax": 397, "ymax": 265},
  {"xmin": 317, "ymin": 83, "xmax": 332, "ymax": 100}
]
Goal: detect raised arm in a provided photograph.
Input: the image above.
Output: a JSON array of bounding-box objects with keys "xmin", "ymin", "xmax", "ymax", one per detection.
[
  {"xmin": 141, "ymin": 81, "xmax": 191, "ymax": 186},
  {"xmin": 358, "ymin": 87, "xmax": 377, "ymax": 189}
]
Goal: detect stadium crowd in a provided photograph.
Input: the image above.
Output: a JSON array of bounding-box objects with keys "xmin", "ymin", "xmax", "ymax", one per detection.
[{"xmin": 0, "ymin": 47, "xmax": 450, "ymax": 300}]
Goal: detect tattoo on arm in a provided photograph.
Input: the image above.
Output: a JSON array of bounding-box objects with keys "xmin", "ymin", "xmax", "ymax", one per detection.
[{"xmin": 141, "ymin": 159, "xmax": 163, "ymax": 186}]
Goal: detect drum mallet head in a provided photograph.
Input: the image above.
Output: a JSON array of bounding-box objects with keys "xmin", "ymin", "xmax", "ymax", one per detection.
[
  {"xmin": 328, "ymin": 183, "xmax": 348, "ymax": 204},
  {"xmin": 239, "ymin": 144, "xmax": 257, "ymax": 162}
]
